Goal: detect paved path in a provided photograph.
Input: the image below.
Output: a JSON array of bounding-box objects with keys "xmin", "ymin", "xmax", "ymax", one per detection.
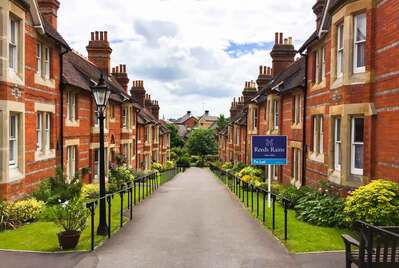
[{"xmin": 0, "ymin": 168, "xmax": 345, "ymax": 268}]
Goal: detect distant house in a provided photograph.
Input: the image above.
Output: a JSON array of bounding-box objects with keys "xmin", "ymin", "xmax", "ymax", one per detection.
[
  {"xmin": 196, "ymin": 111, "xmax": 218, "ymax": 129},
  {"xmin": 174, "ymin": 111, "xmax": 198, "ymax": 129}
]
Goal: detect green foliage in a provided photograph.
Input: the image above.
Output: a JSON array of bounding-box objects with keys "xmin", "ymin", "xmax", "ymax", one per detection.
[
  {"xmin": 221, "ymin": 162, "xmax": 233, "ymax": 171},
  {"xmin": 171, "ymin": 147, "xmax": 189, "ymax": 160},
  {"xmin": 80, "ymin": 184, "xmax": 108, "ymax": 201},
  {"xmin": 231, "ymin": 162, "xmax": 246, "ymax": 173},
  {"xmin": 280, "ymin": 186, "xmax": 313, "ymax": 209},
  {"xmin": 80, "ymin": 167, "xmax": 90, "ymax": 177},
  {"xmin": 166, "ymin": 160, "xmax": 175, "ymax": 169},
  {"xmin": 344, "ymin": 179, "xmax": 399, "ymax": 226},
  {"xmin": 151, "ymin": 162, "xmax": 163, "ymax": 172},
  {"xmin": 176, "ymin": 156, "xmax": 190, "ymax": 167},
  {"xmin": 108, "ymin": 166, "xmax": 135, "ymax": 191},
  {"xmin": 271, "ymin": 183, "xmax": 288, "ymax": 195},
  {"xmin": 165, "ymin": 123, "xmax": 184, "ymax": 148},
  {"xmin": 216, "ymin": 114, "xmax": 229, "ymax": 133},
  {"xmin": 0, "ymin": 198, "xmax": 44, "ymax": 231},
  {"xmin": 196, "ymin": 156, "xmax": 208, "ymax": 167},
  {"xmin": 236, "ymin": 166, "xmax": 262, "ymax": 179},
  {"xmin": 53, "ymin": 199, "xmax": 89, "ymax": 233},
  {"xmin": 33, "ymin": 167, "xmax": 82, "ymax": 205},
  {"xmin": 295, "ymin": 191, "xmax": 345, "ymax": 227},
  {"xmin": 185, "ymin": 129, "xmax": 217, "ymax": 156}
]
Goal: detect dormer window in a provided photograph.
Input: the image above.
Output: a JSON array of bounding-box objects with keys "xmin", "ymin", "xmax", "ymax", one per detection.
[{"xmin": 353, "ymin": 13, "xmax": 366, "ymax": 73}]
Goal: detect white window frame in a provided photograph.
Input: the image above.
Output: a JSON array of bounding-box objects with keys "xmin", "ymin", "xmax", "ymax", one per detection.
[
  {"xmin": 37, "ymin": 112, "xmax": 43, "ymax": 150},
  {"xmin": 321, "ymin": 46, "xmax": 326, "ymax": 80},
  {"xmin": 122, "ymin": 107, "xmax": 127, "ymax": 128},
  {"xmin": 45, "ymin": 113, "xmax": 50, "ymax": 150},
  {"xmin": 68, "ymin": 92, "xmax": 76, "ymax": 121},
  {"xmin": 66, "ymin": 146, "xmax": 77, "ymax": 180},
  {"xmin": 312, "ymin": 115, "xmax": 324, "ymax": 154},
  {"xmin": 337, "ymin": 23, "xmax": 344, "ymax": 77},
  {"xmin": 334, "ymin": 117, "xmax": 342, "ymax": 171},
  {"xmin": 351, "ymin": 117, "xmax": 364, "ymax": 175},
  {"xmin": 236, "ymin": 127, "xmax": 240, "ymax": 145},
  {"xmin": 8, "ymin": 16, "xmax": 18, "ymax": 71},
  {"xmin": 9, "ymin": 113, "xmax": 18, "ymax": 167},
  {"xmin": 253, "ymin": 108, "xmax": 258, "ymax": 131},
  {"xmin": 315, "ymin": 50, "xmax": 321, "ymax": 84},
  {"xmin": 94, "ymin": 149, "xmax": 99, "ymax": 177},
  {"xmin": 292, "ymin": 148, "xmax": 301, "ymax": 182},
  {"xmin": 36, "ymin": 43, "xmax": 42, "ymax": 75},
  {"xmin": 353, "ymin": 13, "xmax": 366, "ymax": 74},
  {"xmin": 273, "ymin": 100, "xmax": 279, "ymax": 129},
  {"xmin": 293, "ymin": 95, "xmax": 301, "ymax": 125},
  {"xmin": 44, "ymin": 47, "xmax": 50, "ymax": 79}
]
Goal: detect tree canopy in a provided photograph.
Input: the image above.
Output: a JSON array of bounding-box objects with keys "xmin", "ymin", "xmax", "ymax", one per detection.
[
  {"xmin": 185, "ymin": 128, "xmax": 217, "ymax": 156},
  {"xmin": 216, "ymin": 114, "xmax": 229, "ymax": 133},
  {"xmin": 165, "ymin": 123, "xmax": 184, "ymax": 148}
]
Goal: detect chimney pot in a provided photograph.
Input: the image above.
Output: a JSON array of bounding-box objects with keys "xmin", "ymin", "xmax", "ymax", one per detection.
[
  {"xmin": 288, "ymin": 37, "xmax": 293, "ymax": 45},
  {"xmin": 95, "ymin": 31, "xmax": 99, "ymax": 40},
  {"xmin": 100, "ymin": 31, "xmax": 104, "ymax": 40},
  {"xmin": 275, "ymin": 32, "xmax": 279, "ymax": 44},
  {"xmin": 91, "ymin": 32, "xmax": 95, "ymax": 40},
  {"xmin": 279, "ymin": 33, "xmax": 283, "ymax": 45},
  {"xmin": 284, "ymin": 38, "xmax": 288, "ymax": 45},
  {"xmin": 104, "ymin": 31, "xmax": 108, "ymax": 41},
  {"xmin": 259, "ymin": 65, "xmax": 263, "ymax": 75}
]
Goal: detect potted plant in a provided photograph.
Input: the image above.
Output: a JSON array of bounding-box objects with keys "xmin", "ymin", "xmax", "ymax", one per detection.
[{"xmin": 53, "ymin": 198, "xmax": 89, "ymax": 250}]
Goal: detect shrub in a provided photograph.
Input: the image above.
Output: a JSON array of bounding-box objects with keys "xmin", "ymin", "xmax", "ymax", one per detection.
[
  {"xmin": 33, "ymin": 167, "xmax": 82, "ymax": 205},
  {"xmin": 236, "ymin": 166, "xmax": 262, "ymax": 179},
  {"xmin": 280, "ymin": 186, "xmax": 313, "ymax": 209},
  {"xmin": 231, "ymin": 162, "xmax": 246, "ymax": 173},
  {"xmin": 295, "ymin": 191, "xmax": 345, "ymax": 227},
  {"xmin": 151, "ymin": 162, "xmax": 163, "ymax": 172},
  {"xmin": 13, "ymin": 198, "xmax": 45, "ymax": 223},
  {"xmin": 80, "ymin": 184, "xmax": 100, "ymax": 201},
  {"xmin": 196, "ymin": 156, "xmax": 208, "ymax": 167},
  {"xmin": 108, "ymin": 166, "xmax": 135, "ymax": 191},
  {"xmin": 344, "ymin": 179, "xmax": 399, "ymax": 226},
  {"xmin": 0, "ymin": 201, "xmax": 18, "ymax": 230},
  {"xmin": 271, "ymin": 183, "xmax": 287, "ymax": 195},
  {"xmin": 176, "ymin": 156, "xmax": 190, "ymax": 167},
  {"xmin": 53, "ymin": 199, "xmax": 89, "ymax": 233},
  {"xmin": 241, "ymin": 175, "xmax": 252, "ymax": 183},
  {"xmin": 166, "ymin": 160, "xmax": 175, "ymax": 169},
  {"xmin": 221, "ymin": 162, "xmax": 233, "ymax": 171}
]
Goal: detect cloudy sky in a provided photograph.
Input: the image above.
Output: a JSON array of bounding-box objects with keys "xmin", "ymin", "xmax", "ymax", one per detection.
[{"xmin": 58, "ymin": 0, "xmax": 315, "ymax": 119}]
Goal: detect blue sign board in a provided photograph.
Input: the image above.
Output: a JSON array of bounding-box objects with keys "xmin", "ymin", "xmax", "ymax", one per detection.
[{"xmin": 251, "ymin": 135, "xmax": 288, "ymax": 165}]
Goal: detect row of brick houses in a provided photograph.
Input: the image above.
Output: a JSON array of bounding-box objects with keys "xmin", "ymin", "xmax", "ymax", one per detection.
[
  {"xmin": 0, "ymin": 0, "xmax": 170, "ymax": 200},
  {"xmin": 218, "ymin": 0, "xmax": 399, "ymax": 187}
]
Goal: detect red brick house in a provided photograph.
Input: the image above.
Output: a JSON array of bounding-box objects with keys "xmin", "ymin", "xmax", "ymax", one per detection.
[{"xmin": 174, "ymin": 111, "xmax": 198, "ymax": 129}]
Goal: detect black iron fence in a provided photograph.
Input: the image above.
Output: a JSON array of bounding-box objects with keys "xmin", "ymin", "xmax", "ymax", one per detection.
[
  {"xmin": 85, "ymin": 167, "xmax": 181, "ymax": 250},
  {"xmin": 209, "ymin": 164, "xmax": 291, "ymax": 240}
]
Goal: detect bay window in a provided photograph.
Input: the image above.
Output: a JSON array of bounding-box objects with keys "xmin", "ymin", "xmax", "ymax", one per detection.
[
  {"xmin": 334, "ymin": 117, "xmax": 342, "ymax": 171},
  {"xmin": 9, "ymin": 17, "xmax": 19, "ymax": 71},
  {"xmin": 351, "ymin": 117, "xmax": 364, "ymax": 175},
  {"xmin": 9, "ymin": 114, "xmax": 18, "ymax": 167},
  {"xmin": 353, "ymin": 13, "xmax": 366, "ymax": 73},
  {"xmin": 336, "ymin": 23, "xmax": 344, "ymax": 77}
]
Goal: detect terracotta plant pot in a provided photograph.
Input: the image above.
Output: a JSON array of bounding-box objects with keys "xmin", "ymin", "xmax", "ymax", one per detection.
[{"xmin": 58, "ymin": 231, "xmax": 81, "ymax": 250}]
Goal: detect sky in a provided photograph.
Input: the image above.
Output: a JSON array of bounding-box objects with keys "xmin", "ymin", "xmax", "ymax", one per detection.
[{"xmin": 58, "ymin": 0, "xmax": 316, "ymax": 120}]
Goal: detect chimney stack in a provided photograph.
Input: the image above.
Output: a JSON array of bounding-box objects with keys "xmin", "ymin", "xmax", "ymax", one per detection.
[
  {"xmin": 111, "ymin": 64, "xmax": 129, "ymax": 93},
  {"xmin": 151, "ymin": 100, "xmax": 160, "ymax": 120},
  {"xmin": 270, "ymin": 32, "xmax": 296, "ymax": 77},
  {"xmin": 242, "ymin": 80, "xmax": 257, "ymax": 105},
  {"xmin": 37, "ymin": 0, "xmax": 60, "ymax": 29},
  {"xmin": 256, "ymin": 65, "xmax": 273, "ymax": 89},
  {"xmin": 187, "ymin": 111, "xmax": 191, "ymax": 116},
  {"xmin": 130, "ymin": 80, "xmax": 146, "ymax": 107},
  {"xmin": 205, "ymin": 110, "xmax": 210, "ymax": 116},
  {"xmin": 313, "ymin": 0, "xmax": 327, "ymax": 29},
  {"xmin": 86, "ymin": 31, "xmax": 113, "ymax": 75}
]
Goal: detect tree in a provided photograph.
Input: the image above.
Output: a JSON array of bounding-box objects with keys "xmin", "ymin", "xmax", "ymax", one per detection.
[
  {"xmin": 165, "ymin": 123, "xmax": 184, "ymax": 148},
  {"xmin": 185, "ymin": 129, "xmax": 217, "ymax": 156},
  {"xmin": 216, "ymin": 114, "xmax": 229, "ymax": 133}
]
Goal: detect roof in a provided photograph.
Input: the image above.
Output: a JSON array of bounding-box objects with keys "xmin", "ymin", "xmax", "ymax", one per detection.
[
  {"xmin": 63, "ymin": 51, "xmax": 128, "ymax": 102},
  {"xmin": 298, "ymin": 31, "xmax": 318, "ymax": 53},
  {"xmin": 175, "ymin": 113, "xmax": 197, "ymax": 124},
  {"xmin": 199, "ymin": 115, "xmax": 218, "ymax": 122},
  {"xmin": 159, "ymin": 125, "xmax": 170, "ymax": 135},
  {"xmin": 43, "ymin": 20, "xmax": 70, "ymax": 49},
  {"xmin": 15, "ymin": 0, "xmax": 30, "ymax": 10},
  {"xmin": 137, "ymin": 108, "xmax": 158, "ymax": 125},
  {"xmin": 269, "ymin": 57, "xmax": 305, "ymax": 94},
  {"xmin": 176, "ymin": 124, "xmax": 189, "ymax": 138}
]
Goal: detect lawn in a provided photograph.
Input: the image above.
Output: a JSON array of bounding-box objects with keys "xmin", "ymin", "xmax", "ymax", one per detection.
[{"xmin": 218, "ymin": 174, "xmax": 347, "ymax": 253}]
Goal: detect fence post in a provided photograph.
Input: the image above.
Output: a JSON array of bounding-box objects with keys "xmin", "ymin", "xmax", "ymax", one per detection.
[
  {"xmin": 107, "ymin": 196, "xmax": 111, "ymax": 238},
  {"xmin": 256, "ymin": 189, "xmax": 259, "ymax": 218},
  {"xmin": 272, "ymin": 194, "xmax": 276, "ymax": 230},
  {"xmin": 263, "ymin": 191, "xmax": 266, "ymax": 224},
  {"xmin": 251, "ymin": 185, "xmax": 254, "ymax": 212},
  {"xmin": 129, "ymin": 186, "xmax": 133, "ymax": 220},
  {"xmin": 87, "ymin": 203, "xmax": 95, "ymax": 251},
  {"xmin": 120, "ymin": 191, "xmax": 124, "ymax": 228},
  {"xmin": 246, "ymin": 183, "xmax": 249, "ymax": 207},
  {"xmin": 283, "ymin": 199, "xmax": 288, "ymax": 240},
  {"xmin": 138, "ymin": 180, "xmax": 141, "ymax": 203},
  {"xmin": 133, "ymin": 181, "xmax": 136, "ymax": 205},
  {"xmin": 141, "ymin": 178, "xmax": 144, "ymax": 199}
]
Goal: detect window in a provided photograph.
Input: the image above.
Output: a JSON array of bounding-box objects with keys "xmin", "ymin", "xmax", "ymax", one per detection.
[
  {"xmin": 122, "ymin": 144, "xmax": 129, "ymax": 159},
  {"xmin": 110, "ymin": 104, "xmax": 115, "ymax": 119},
  {"xmin": 94, "ymin": 110, "xmax": 99, "ymax": 126},
  {"xmin": 45, "ymin": 113, "xmax": 50, "ymax": 150},
  {"xmin": 321, "ymin": 47, "xmax": 326, "ymax": 80},
  {"xmin": 68, "ymin": 92, "xmax": 76, "ymax": 121},
  {"xmin": 315, "ymin": 50, "xmax": 320, "ymax": 83},
  {"xmin": 9, "ymin": 114, "xmax": 18, "ymax": 167},
  {"xmin": 122, "ymin": 107, "xmax": 127, "ymax": 128},
  {"xmin": 351, "ymin": 117, "xmax": 364, "ymax": 175},
  {"xmin": 235, "ymin": 128, "xmax": 240, "ymax": 145},
  {"xmin": 37, "ymin": 112, "xmax": 42, "ymax": 150},
  {"xmin": 354, "ymin": 13, "xmax": 366, "ymax": 73},
  {"xmin": 9, "ymin": 17, "xmax": 19, "ymax": 71},
  {"xmin": 66, "ymin": 146, "xmax": 77, "ymax": 180},
  {"xmin": 37, "ymin": 112, "xmax": 51, "ymax": 151},
  {"xmin": 145, "ymin": 126, "xmax": 150, "ymax": 143},
  {"xmin": 293, "ymin": 95, "xmax": 302, "ymax": 125},
  {"xmin": 36, "ymin": 43, "xmax": 42, "ymax": 75},
  {"xmin": 337, "ymin": 23, "xmax": 344, "ymax": 77},
  {"xmin": 253, "ymin": 108, "xmax": 258, "ymax": 130},
  {"xmin": 292, "ymin": 148, "xmax": 301, "ymax": 183},
  {"xmin": 44, "ymin": 47, "xmax": 50, "ymax": 79},
  {"xmin": 334, "ymin": 117, "xmax": 342, "ymax": 171},
  {"xmin": 312, "ymin": 115, "xmax": 324, "ymax": 154},
  {"xmin": 273, "ymin": 100, "xmax": 279, "ymax": 129}
]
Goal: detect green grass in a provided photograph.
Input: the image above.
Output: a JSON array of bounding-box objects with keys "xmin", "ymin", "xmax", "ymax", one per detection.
[{"xmin": 220, "ymin": 175, "xmax": 347, "ymax": 253}]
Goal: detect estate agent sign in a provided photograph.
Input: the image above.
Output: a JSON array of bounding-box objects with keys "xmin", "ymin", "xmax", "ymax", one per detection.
[{"xmin": 251, "ymin": 135, "xmax": 288, "ymax": 166}]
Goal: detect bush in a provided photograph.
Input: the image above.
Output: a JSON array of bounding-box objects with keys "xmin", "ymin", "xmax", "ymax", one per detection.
[
  {"xmin": 166, "ymin": 160, "xmax": 175, "ymax": 169},
  {"xmin": 176, "ymin": 156, "xmax": 190, "ymax": 167},
  {"xmin": 80, "ymin": 184, "xmax": 103, "ymax": 201},
  {"xmin": 236, "ymin": 166, "xmax": 262, "ymax": 179},
  {"xmin": 344, "ymin": 179, "xmax": 399, "ymax": 226},
  {"xmin": 280, "ymin": 186, "xmax": 313, "ymax": 209},
  {"xmin": 33, "ymin": 167, "xmax": 82, "ymax": 205},
  {"xmin": 151, "ymin": 162, "xmax": 163, "ymax": 172},
  {"xmin": 196, "ymin": 156, "xmax": 208, "ymax": 167},
  {"xmin": 221, "ymin": 162, "xmax": 233, "ymax": 171},
  {"xmin": 231, "ymin": 162, "xmax": 246, "ymax": 173},
  {"xmin": 271, "ymin": 183, "xmax": 287, "ymax": 195},
  {"xmin": 295, "ymin": 191, "xmax": 345, "ymax": 227},
  {"xmin": 53, "ymin": 199, "xmax": 89, "ymax": 233},
  {"xmin": 0, "ymin": 201, "xmax": 18, "ymax": 230},
  {"xmin": 108, "ymin": 166, "xmax": 135, "ymax": 191},
  {"xmin": 13, "ymin": 198, "xmax": 45, "ymax": 223}
]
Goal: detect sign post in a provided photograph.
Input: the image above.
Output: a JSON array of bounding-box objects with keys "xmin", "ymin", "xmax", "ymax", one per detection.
[{"xmin": 251, "ymin": 135, "xmax": 288, "ymax": 207}]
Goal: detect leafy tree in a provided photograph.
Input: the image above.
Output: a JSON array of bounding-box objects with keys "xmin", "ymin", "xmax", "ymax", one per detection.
[
  {"xmin": 216, "ymin": 114, "xmax": 229, "ymax": 132},
  {"xmin": 185, "ymin": 129, "xmax": 217, "ymax": 156},
  {"xmin": 165, "ymin": 123, "xmax": 184, "ymax": 148}
]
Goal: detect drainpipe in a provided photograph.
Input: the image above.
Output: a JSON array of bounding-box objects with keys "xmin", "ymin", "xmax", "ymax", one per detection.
[
  {"xmin": 59, "ymin": 47, "xmax": 69, "ymax": 173},
  {"xmin": 300, "ymin": 51, "xmax": 308, "ymax": 185}
]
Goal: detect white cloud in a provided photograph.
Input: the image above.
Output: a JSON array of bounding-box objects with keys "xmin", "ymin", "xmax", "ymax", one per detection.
[{"xmin": 58, "ymin": 0, "xmax": 315, "ymax": 119}]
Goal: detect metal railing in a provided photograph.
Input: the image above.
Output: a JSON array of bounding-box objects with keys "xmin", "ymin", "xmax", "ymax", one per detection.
[
  {"xmin": 209, "ymin": 164, "xmax": 291, "ymax": 240},
  {"xmin": 85, "ymin": 167, "xmax": 181, "ymax": 250}
]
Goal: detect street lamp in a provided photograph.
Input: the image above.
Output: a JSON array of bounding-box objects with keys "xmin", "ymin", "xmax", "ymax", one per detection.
[{"xmin": 91, "ymin": 73, "xmax": 111, "ymax": 235}]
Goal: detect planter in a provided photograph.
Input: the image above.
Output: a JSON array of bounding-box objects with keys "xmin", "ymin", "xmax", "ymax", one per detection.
[{"xmin": 58, "ymin": 231, "xmax": 81, "ymax": 250}]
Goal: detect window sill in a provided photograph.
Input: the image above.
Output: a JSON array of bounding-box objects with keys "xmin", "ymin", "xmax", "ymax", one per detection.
[
  {"xmin": 7, "ymin": 70, "xmax": 24, "ymax": 86},
  {"xmin": 122, "ymin": 128, "xmax": 132, "ymax": 134},
  {"xmin": 34, "ymin": 73, "xmax": 55, "ymax": 88},
  {"xmin": 91, "ymin": 127, "xmax": 109, "ymax": 134},
  {"xmin": 331, "ymin": 76, "xmax": 344, "ymax": 89},
  {"xmin": 328, "ymin": 169, "xmax": 341, "ymax": 185},
  {"xmin": 308, "ymin": 152, "xmax": 324, "ymax": 163},
  {"xmin": 65, "ymin": 119, "xmax": 80, "ymax": 127},
  {"xmin": 310, "ymin": 80, "xmax": 326, "ymax": 91},
  {"xmin": 290, "ymin": 177, "xmax": 302, "ymax": 188},
  {"xmin": 8, "ymin": 167, "xmax": 24, "ymax": 182},
  {"xmin": 35, "ymin": 149, "xmax": 56, "ymax": 162},
  {"xmin": 291, "ymin": 123, "xmax": 302, "ymax": 130}
]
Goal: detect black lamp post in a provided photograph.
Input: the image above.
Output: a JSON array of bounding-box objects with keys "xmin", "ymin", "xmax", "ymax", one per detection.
[{"xmin": 91, "ymin": 73, "xmax": 112, "ymax": 236}]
